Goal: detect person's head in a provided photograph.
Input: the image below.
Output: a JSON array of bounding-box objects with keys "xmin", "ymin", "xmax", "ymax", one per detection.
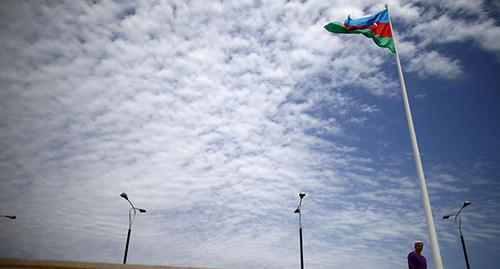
[{"xmin": 414, "ymin": 240, "xmax": 424, "ymax": 253}]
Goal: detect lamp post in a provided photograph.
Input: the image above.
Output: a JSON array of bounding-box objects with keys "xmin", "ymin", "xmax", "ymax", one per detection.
[
  {"xmin": 443, "ymin": 200, "xmax": 471, "ymax": 269},
  {"xmin": 294, "ymin": 192, "xmax": 306, "ymax": 269},
  {"xmin": 0, "ymin": 215, "xmax": 16, "ymax": 220},
  {"xmin": 120, "ymin": 192, "xmax": 146, "ymax": 264}
]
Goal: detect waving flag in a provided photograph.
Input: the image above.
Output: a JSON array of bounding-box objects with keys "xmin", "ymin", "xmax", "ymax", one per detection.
[
  {"xmin": 324, "ymin": 6, "xmax": 446, "ymax": 269},
  {"xmin": 324, "ymin": 9, "xmax": 395, "ymax": 53}
]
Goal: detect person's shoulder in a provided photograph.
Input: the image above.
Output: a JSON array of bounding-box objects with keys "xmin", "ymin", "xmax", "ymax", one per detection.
[{"xmin": 407, "ymin": 251, "xmax": 416, "ymax": 257}]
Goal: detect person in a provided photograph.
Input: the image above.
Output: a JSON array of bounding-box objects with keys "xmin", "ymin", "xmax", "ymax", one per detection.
[{"xmin": 408, "ymin": 240, "xmax": 427, "ymax": 269}]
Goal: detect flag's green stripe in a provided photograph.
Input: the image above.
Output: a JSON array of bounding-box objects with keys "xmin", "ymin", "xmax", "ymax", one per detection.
[
  {"xmin": 324, "ymin": 21, "xmax": 372, "ymax": 36},
  {"xmin": 324, "ymin": 21, "xmax": 396, "ymax": 54},
  {"xmin": 373, "ymin": 35, "xmax": 395, "ymax": 54}
]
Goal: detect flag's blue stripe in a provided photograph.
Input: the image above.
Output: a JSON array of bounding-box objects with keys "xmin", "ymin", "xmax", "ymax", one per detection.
[{"xmin": 344, "ymin": 9, "xmax": 389, "ymax": 26}]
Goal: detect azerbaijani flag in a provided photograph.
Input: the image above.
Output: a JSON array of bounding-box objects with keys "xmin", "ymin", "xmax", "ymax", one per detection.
[{"xmin": 324, "ymin": 9, "xmax": 395, "ymax": 53}]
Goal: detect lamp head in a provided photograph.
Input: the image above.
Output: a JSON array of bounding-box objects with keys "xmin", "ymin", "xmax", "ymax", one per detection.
[
  {"xmin": 120, "ymin": 192, "xmax": 129, "ymax": 200},
  {"xmin": 463, "ymin": 200, "xmax": 471, "ymax": 207},
  {"xmin": 294, "ymin": 207, "xmax": 300, "ymax": 214},
  {"xmin": 442, "ymin": 215, "xmax": 451, "ymax": 219},
  {"xmin": 138, "ymin": 208, "xmax": 146, "ymax": 213},
  {"xmin": 299, "ymin": 192, "xmax": 306, "ymax": 199}
]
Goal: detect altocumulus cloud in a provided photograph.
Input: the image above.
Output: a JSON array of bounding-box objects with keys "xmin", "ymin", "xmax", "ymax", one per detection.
[{"xmin": 1, "ymin": 1, "xmax": 500, "ymax": 269}]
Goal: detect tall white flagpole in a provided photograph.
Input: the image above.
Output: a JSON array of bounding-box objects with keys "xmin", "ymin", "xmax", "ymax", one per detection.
[{"xmin": 385, "ymin": 4, "xmax": 444, "ymax": 269}]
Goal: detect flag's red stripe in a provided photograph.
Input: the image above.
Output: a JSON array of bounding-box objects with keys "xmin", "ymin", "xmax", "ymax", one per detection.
[
  {"xmin": 369, "ymin": 22, "xmax": 392, "ymax": 38},
  {"xmin": 345, "ymin": 22, "xmax": 392, "ymax": 38},
  {"xmin": 344, "ymin": 25, "xmax": 369, "ymax": 30}
]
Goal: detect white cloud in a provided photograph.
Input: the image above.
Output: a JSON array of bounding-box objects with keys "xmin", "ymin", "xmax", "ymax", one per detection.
[
  {"xmin": 411, "ymin": 14, "xmax": 500, "ymax": 57},
  {"xmin": 386, "ymin": 1, "xmax": 422, "ymax": 23},
  {"xmin": 422, "ymin": 0, "xmax": 485, "ymax": 16},
  {"xmin": 405, "ymin": 50, "xmax": 463, "ymax": 79}
]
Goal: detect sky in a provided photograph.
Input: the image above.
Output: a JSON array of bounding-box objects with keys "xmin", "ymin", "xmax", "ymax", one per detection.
[{"xmin": 0, "ymin": 0, "xmax": 499, "ymax": 269}]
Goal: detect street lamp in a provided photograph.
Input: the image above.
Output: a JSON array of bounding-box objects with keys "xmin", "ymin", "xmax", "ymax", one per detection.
[
  {"xmin": 443, "ymin": 200, "xmax": 472, "ymax": 269},
  {"xmin": 120, "ymin": 192, "xmax": 146, "ymax": 264},
  {"xmin": 0, "ymin": 215, "xmax": 16, "ymax": 220},
  {"xmin": 294, "ymin": 192, "xmax": 306, "ymax": 269}
]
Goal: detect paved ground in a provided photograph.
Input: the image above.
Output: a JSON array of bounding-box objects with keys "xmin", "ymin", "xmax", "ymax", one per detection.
[{"xmin": 0, "ymin": 259, "xmax": 216, "ymax": 269}]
